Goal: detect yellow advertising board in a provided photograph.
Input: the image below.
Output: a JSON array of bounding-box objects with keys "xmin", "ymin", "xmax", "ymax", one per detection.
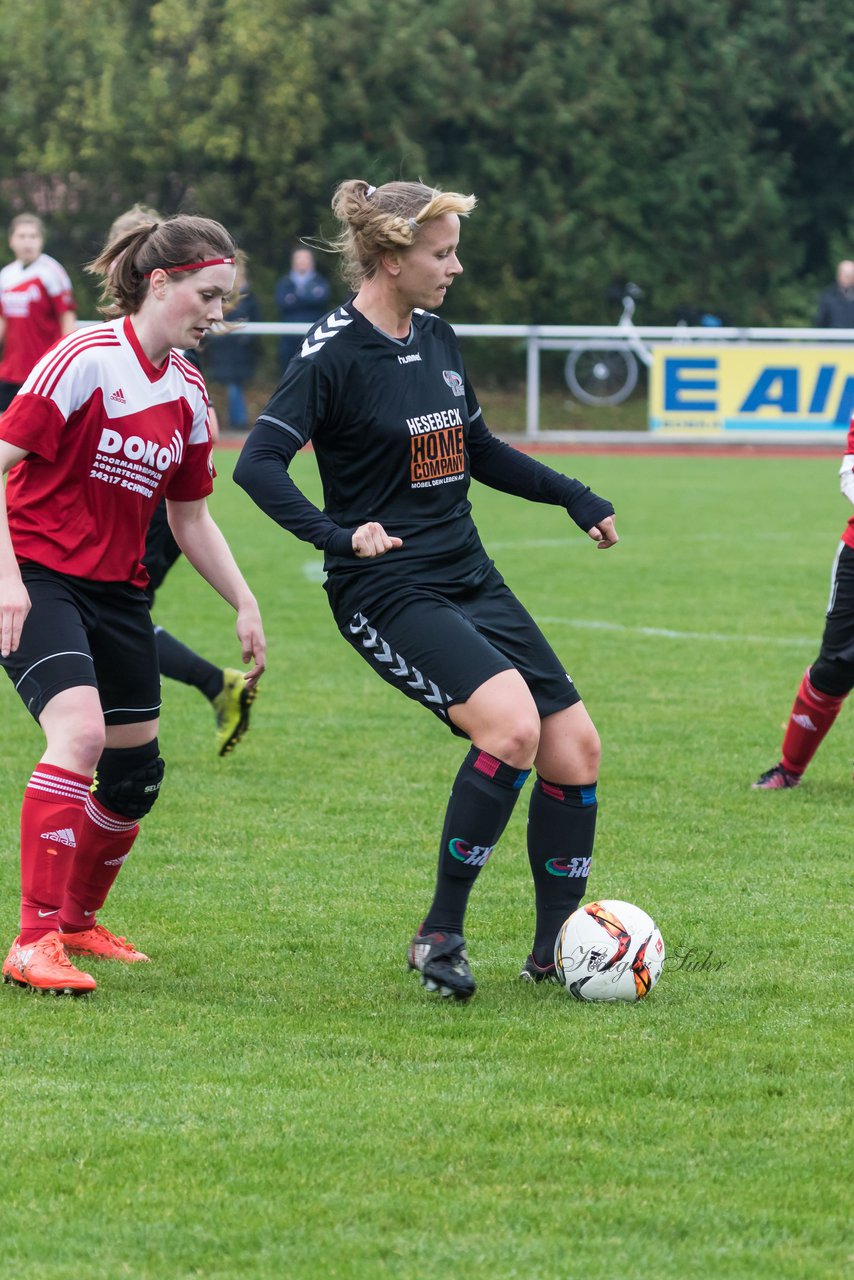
[{"xmin": 649, "ymin": 345, "xmax": 854, "ymax": 434}]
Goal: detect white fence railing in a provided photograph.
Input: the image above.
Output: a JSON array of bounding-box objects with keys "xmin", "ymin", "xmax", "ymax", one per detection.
[{"xmin": 88, "ymin": 319, "xmax": 854, "ymax": 438}]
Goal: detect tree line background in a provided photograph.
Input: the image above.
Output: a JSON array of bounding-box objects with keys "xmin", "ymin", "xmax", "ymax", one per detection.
[{"xmin": 1, "ymin": 0, "xmax": 852, "ymax": 341}]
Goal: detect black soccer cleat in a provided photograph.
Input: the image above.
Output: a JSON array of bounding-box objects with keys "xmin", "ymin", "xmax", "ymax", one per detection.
[
  {"xmin": 752, "ymin": 763, "xmax": 802, "ymax": 790},
  {"xmin": 407, "ymin": 930, "xmax": 475, "ymax": 1001},
  {"xmin": 519, "ymin": 953, "xmax": 562, "ymax": 984}
]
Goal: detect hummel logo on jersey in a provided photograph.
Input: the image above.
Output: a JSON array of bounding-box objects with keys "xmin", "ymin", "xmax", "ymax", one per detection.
[
  {"xmin": 443, "ymin": 369, "xmax": 465, "ymax": 396},
  {"xmin": 398, "ymin": 352, "xmax": 421, "ymax": 365},
  {"xmin": 300, "ymin": 308, "xmax": 353, "ymax": 358},
  {"xmin": 109, "ymin": 387, "xmax": 127, "ymax": 404},
  {"xmin": 792, "ymin": 714, "xmax": 817, "ymax": 731},
  {"xmin": 40, "ymin": 827, "xmax": 77, "ymax": 847}
]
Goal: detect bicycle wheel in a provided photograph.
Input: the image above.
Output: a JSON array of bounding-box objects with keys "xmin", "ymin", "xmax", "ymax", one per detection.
[{"xmin": 565, "ymin": 344, "xmax": 639, "ymax": 406}]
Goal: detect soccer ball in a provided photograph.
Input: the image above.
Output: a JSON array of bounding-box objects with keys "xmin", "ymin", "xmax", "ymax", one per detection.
[{"xmin": 554, "ymin": 899, "xmax": 665, "ymax": 1002}]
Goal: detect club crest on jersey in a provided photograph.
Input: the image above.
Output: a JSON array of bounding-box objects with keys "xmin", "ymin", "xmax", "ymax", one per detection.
[{"xmin": 443, "ymin": 370, "xmax": 465, "ymax": 396}]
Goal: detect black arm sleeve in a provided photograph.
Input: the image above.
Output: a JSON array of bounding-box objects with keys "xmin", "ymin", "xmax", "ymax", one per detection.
[
  {"xmin": 467, "ymin": 413, "xmax": 615, "ymax": 532},
  {"xmin": 232, "ymin": 421, "xmax": 355, "ymax": 557}
]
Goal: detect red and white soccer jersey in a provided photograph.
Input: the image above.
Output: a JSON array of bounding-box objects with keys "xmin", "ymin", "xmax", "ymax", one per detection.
[
  {"xmin": 0, "ymin": 316, "xmax": 214, "ymax": 586},
  {"xmin": 843, "ymin": 416, "xmax": 854, "ymax": 552},
  {"xmin": 0, "ymin": 253, "xmax": 76, "ymax": 384}
]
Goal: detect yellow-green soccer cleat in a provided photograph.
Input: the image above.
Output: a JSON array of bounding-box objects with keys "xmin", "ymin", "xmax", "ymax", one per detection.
[{"xmin": 213, "ymin": 669, "xmax": 257, "ymax": 757}]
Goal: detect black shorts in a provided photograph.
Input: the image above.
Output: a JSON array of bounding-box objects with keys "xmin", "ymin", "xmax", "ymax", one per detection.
[
  {"xmin": 0, "ymin": 564, "xmax": 161, "ymax": 725},
  {"xmin": 812, "ymin": 540, "xmax": 854, "ymax": 695},
  {"xmin": 0, "ymin": 380, "xmax": 22, "ymax": 415},
  {"xmin": 142, "ymin": 499, "xmax": 182, "ymax": 604},
  {"xmin": 335, "ymin": 566, "xmax": 580, "ymax": 735}
]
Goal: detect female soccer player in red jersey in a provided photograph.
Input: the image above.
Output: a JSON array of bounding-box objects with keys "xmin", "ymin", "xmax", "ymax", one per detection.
[
  {"xmin": 753, "ymin": 423, "xmax": 854, "ymax": 789},
  {"xmin": 235, "ymin": 180, "xmax": 618, "ymax": 1000},
  {"xmin": 0, "ymin": 215, "xmax": 266, "ymax": 995},
  {"xmin": 106, "ymin": 206, "xmax": 259, "ymax": 759}
]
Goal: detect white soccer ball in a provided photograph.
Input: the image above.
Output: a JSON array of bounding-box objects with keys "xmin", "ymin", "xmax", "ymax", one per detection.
[{"xmin": 554, "ymin": 899, "xmax": 665, "ymax": 1002}]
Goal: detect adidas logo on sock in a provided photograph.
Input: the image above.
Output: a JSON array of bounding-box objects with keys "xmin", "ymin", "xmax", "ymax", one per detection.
[
  {"xmin": 40, "ymin": 827, "xmax": 77, "ymax": 847},
  {"xmin": 792, "ymin": 714, "xmax": 817, "ymax": 731},
  {"xmin": 110, "ymin": 388, "xmax": 127, "ymax": 404}
]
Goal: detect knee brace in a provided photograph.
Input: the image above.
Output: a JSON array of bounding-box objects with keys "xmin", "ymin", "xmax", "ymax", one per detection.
[{"xmin": 93, "ymin": 739, "xmax": 165, "ymax": 820}]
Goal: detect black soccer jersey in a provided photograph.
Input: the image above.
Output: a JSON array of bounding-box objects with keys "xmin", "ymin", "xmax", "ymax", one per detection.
[{"xmin": 234, "ymin": 301, "xmax": 613, "ymax": 606}]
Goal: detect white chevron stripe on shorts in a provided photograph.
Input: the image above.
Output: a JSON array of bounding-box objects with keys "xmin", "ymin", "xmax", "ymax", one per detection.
[{"xmin": 348, "ymin": 611, "xmax": 452, "ymax": 714}]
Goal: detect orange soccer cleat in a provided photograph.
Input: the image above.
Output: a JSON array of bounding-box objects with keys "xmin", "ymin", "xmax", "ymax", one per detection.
[
  {"xmin": 61, "ymin": 923, "xmax": 149, "ymax": 963},
  {"xmin": 3, "ymin": 931, "xmax": 97, "ymax": 995}
]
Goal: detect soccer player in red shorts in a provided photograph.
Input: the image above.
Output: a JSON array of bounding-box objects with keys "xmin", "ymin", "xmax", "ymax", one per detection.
[
  {"xmin": 0, "ymin": 215, "xmax": 266, "ymax": 995},
  {"xmin": 235, "ymin": 179, "xmax": 618, "ymax": 1000},
  {"xmin": 753, "ymin": 419, "xmax": 854, "ymax": 789},
  {"xmin": 0, "ymin": 213, "xmax": 77, "ymax": 414}
]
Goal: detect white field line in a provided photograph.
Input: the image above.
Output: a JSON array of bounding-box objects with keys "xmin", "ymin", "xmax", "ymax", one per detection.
[
  {"xmin": 302, "ymin": 563, "xmax": 813, "ymax": 647},
  {"xmin": 540, "ymin": 617, "xmax": 814, "ymax": 647}
]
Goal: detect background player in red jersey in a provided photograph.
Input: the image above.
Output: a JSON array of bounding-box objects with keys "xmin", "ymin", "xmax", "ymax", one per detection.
[
  {"xmin": 0, "ymin": 213, "xmax": 77, "ymax": 414},
  {"xmin": 0, "ymin": 214, "xmax": 266, "ymax": 995},
  {"xmin": 107, "ymin": 206, "xmax": 259, "ymax": 758},
  {"xmin": 754, "ymin": 421, "xmax": 854, "ymax": 789},
  {"xmin": 235, "ymin": 178, "xmax": 618, "ymax": 1000}
]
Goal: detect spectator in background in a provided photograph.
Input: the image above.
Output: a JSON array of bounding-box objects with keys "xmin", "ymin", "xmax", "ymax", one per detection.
[
  {"xmin": 814, "ymin": 260, "xmax": 854, "ymax": 328},
  {"xmin": 203, "ymin": 252, "xmax": 260, "ymax": 431},
  {"xmin": 0, "ymin": 214, "xmax": 77, "ymax": 414},
  {"xmin": 274, "ymin": 246, "xmax": 330, "ymax": 372}
]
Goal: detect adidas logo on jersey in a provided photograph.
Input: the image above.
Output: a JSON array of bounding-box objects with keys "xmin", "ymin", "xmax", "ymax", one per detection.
[{"xmin": 110, "ymin": 388, "xmax": 127, "ymax": 404}]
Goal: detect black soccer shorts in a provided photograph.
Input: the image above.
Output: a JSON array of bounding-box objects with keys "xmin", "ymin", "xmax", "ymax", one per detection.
[
  {"xmin": 336, "ymin": 566, "xmax": 581, "ymax": 735},
  {"xmin": 142, "ymin": 498, "xmax": 182, "ymax": 604},
  {"xmin": 811, "ymin": 540, "xmax": 854, "ymax": 696},
  {"xmin": 0, "ymin": 563, "xmax": 161, "ymax": 724},
  {"xmin": 0, "ymin": 381, "xmax": 22, "ymax": 415}
]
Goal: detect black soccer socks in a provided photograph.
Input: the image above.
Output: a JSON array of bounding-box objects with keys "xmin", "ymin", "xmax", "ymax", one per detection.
[
  {"xmin": 422, "ymin": 747, "xmax": 530, "ymax": 936},
  {"xmin": 527, "ymin": 776, "xmax": 597, "ymax": 967}
]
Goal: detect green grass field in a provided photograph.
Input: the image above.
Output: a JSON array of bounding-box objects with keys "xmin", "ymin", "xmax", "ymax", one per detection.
[{"xmin": 0, "ymin": 448, "xmax": 849, "ymax": 1280}]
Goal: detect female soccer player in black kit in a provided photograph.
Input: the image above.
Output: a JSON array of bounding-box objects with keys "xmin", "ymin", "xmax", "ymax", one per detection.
[{"xmin": 235, "ymin": 179, "xmax": 619, "ymax": 1000}]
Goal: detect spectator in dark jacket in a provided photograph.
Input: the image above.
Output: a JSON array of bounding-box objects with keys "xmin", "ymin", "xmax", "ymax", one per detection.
[
  {"xmin": 274, "ymin": 247, "xmax": 330, "ymax": 371},
  {"xmin": 814, "ymin": 260, "xmax": 854, "ymax": 328},
  {"xmin": 204, "ymin": 254, "xmax": 260, "ymax": 430}
]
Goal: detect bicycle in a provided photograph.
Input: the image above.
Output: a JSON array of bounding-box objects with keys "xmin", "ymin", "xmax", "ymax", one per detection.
[{"xmin": 564, "ymin": 282, "xmax": 651, "ymax": 406}]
